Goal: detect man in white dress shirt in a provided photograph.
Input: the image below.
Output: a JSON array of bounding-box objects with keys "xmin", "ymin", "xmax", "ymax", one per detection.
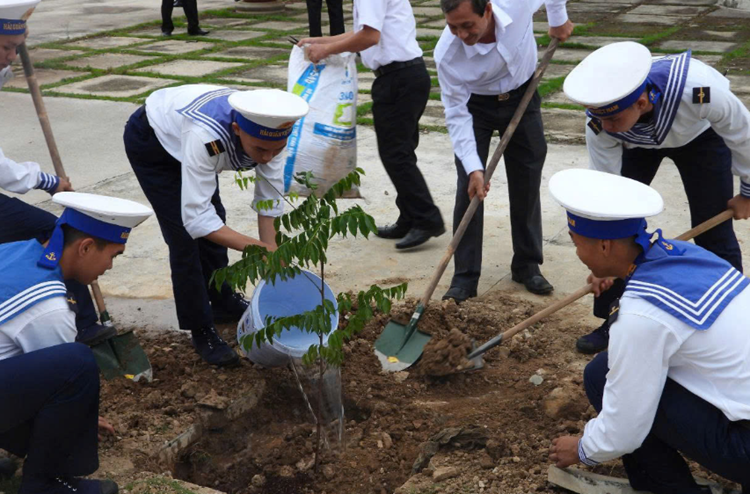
[
  {"xmin": 436, "ymin": 0, "xmax": 573, "ymax": 302},
  {"xmin": 548, "ymin": 169, "xmax": 750, "ymax": 494},
  {"xmin": 563, "ymin": 42, "xmax": 750, "ymax": 354},
  {"xmin": 123, "ymin": 86, "xmax": 308, "ymax": 367},
  {"xmin": 299, "ymin": 0, "xmax": 446, "ymax": 250},
  {"xmin": 0, "ymin": 192, "xmax": 152, "ymax": 494}
]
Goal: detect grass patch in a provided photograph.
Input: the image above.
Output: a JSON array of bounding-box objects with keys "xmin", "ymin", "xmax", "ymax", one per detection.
[
  {"xmin": 537, "ymin": 76, "xmax": 566, "ymax": 98},
  {"xmin": 640, "ymin": 26, "xmax": 683, "ymax": 47},
  {"xmin": 542, "ymin": 102, "xmax": 585, "ymax": 111}
]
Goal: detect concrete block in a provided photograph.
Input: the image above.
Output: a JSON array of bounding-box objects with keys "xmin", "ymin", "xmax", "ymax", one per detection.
[
  {"xmin": 534, "ymin": 21, "xmax": 548, "ymax": 32},
  {"xmin": 422, "ymin": 19, "xmax": 446, "ymax": 28},
  {"xmin": 565, "ymin": 36, "xmax": 641, "ymax": 48},
  {"xmin": 134, "ymin": 59, "xmax": 246, "ymax": 77},
  {"xmin": 577, "ymin": 0, "xmax": 641, "ymax": 3},
  {"xmin": 659, "ymin": 40, "xmax": 739, "ymax": 53},
  {"xmin": 628, "ymin": 4, "xmax": 709, "ymax": 15},
  {"xmin": 708, "ymin": 7, "xmax": 750, "ymax": 17},
  {"xmin": 540, "ymin": 48, "xmax": 593, "ymax": 63},
  {"xmin": 416, "ymin": 27, "xmax": 445, "ymax": 38},
  {"xmin": 542, "ymin": 63, "xmax": 574, "ymax": 81},
  {"xmin": 728, "ymin": 74, "xmax": 750, "ymax": 94},
  {"xmin": 202, "ymin": 17, "xmax": 253, "ymax": 28},
  {"xmin": 27, "ymin": 48, "xmax": 85, "ymax": 63},
  {"xmin": 3, "ymin": 68, "xmax": 82, "ymax": 89},
  {"xmin": 566, "ymin": 3, "xmax": 631, "ymax": 12},
  {"xmin": 250, "ymin": 20, "xmax": 307, "ymax": 31},
  {"xmin": 135, "ymin": 40, "xmax": 214, "ymax": 54},
  {"xmin": 52, "ymin": 74, "xmax": 179, "ymax": 97},
  {"xmin": 702, "ymin": 30, "xmax": 741, "ymax": 39},
  {"xmin": 64, "ymin": 53, "xmax": 155, "ymax": 70},
  {"xmin": 205, "ymin": 29, "xmax": 267, "ymax": 42},
  {"xmin": 225, "ymin": 64, "xmax": 288, "ymax": 85},
  {"xmin": 209, "ymin": 46, "xmax": 289, "ymax": 61},
  {"xmin": 650, "ymin": 0, "xmax": 717, "ymax": 4},
  {"xmin": 693, "ymin": 54, "xmax": 724, "ymax": 67},
  {"xmin": 66, "ymin": 36, "xmax": 149, "ymax": 49},
  {"xmin": 618, "ymin": 13, "xmax": 692, "ymax": 24},
  {"xmin": 412, "ymin": 6, "xmax": 443, "ymax": 16},
  {"xmin": 542, "ymin": 108, "xmax": 587, "ymax": 145}
]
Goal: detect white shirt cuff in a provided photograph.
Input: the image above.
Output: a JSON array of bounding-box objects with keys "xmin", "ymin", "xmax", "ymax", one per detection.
[
  {"xmin": 546, "ymin": 4, "xmax": 569, "ymax": 28},
  {"xmin": 460, "ymin": 153, "xmax": 485, "ymax": 176},
  {"xmin": 741, "ymin": 180, "xmax": 750, "ymax": 198},
  {"xmin": 252, "ymin": 198, "xmax": 284, "ymax": 218},
  {"xmin": 184, "ymin": 213, "xmax": 225, "ymax": 240},
  {"xmin": 578, "ymin": 437, "xmax": 600, "ymax": 467}
]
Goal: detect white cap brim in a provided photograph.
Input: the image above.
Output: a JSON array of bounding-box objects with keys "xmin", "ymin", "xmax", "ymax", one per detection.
[
  {"xmin": 228, "ymin": 89, "xmax": 309, "ymax": 130},
  {"xmin": 53, "ymin": 192, "xmax": 153, "ymax": 229}
]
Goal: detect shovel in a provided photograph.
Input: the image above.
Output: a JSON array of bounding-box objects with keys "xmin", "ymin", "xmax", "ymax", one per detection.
[
  {"xmin": 18, "ymin": 43, "xmax": 153, "ymax": 382},
  {"xmin": 467, "ymin": 209, "xmax": 736, "ymax": 362},
  {"xmin": 374, "ymin": 38, "xmax": 562, "ymax": 372}
]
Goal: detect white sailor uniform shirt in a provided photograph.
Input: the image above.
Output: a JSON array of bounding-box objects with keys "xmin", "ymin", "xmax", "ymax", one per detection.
[
  {"xmin": 145, "ymin": 84, "xmax": 285, "ymax": 240},
  {"xmin": 586, "ymin": 56, "xmax": 750, "ymax": 198},
  {"xmin": 0, "ymin": 146, "xmax": 60, "ymax": 194},
  {"xmin": 435, "ymin": 0, "xmax": 569, "ymax": 175},
  {"xmin": 353, "ymin": 0, "xmax": 422, "ymax": 71}
]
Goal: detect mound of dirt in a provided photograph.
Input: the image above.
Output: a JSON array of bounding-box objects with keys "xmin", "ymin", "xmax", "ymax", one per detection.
[{"xmin": 418, "ymin": 328, "xmax": 474, "ymax": 376}]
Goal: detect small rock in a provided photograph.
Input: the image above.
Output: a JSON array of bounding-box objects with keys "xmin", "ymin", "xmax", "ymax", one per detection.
[
  {"xmin": 251, "ymin": 474, "xmax": 266, "ymax": 487},
  {"xmin": 377, "ymin": 440, "xmax": 384, "ymax": 449},
  {"xmin": 413, "ymin": 420, "xmax": 423, "ymax": 430},
  {"xmin": 382, "ymin": 432, "xmax": 393, "ymax": 450},
  {"xmin": 180, "ymin": 382, "xmax": 198, "ymax": 399},
  {"xmin": 279, "ymin": 466, "xmax": 295, "ymax": 478},
  {"xmin": 322, "ymin": 464, "xmax": 335, "ymax": 480},
  {"xmin": 393, "ymin": 371, "xmax": 409, "ymax": 383},
  {"xmin": 433, "ymin": 466, "xmax": 460, "ymax": 482},
  {"xmin": 529, "ymin": 374, "xmax": 544, "ymax": 386},
  {"xmin": 543, "ymin": 386, "xmax": 588, "ymax": 420},
  {"xmin": 479, "ymin": 452, "xmax": 495, "ymax": 469},
  {"xmin": 512, "ymin": 456, "xmax": 521, "ymax": 463},
  {"xmin": 296, "ymin": 457, "xmax": 314, "ymax": 472},
  {"xmin": 497, "ymin": 347, "xmax": 511, "ymax": 358}
]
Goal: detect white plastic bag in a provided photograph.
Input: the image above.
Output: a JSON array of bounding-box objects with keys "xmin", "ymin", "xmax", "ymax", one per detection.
[{"xmin": 284, "ymin": 45, "xmax": 358, "ymax": 197}]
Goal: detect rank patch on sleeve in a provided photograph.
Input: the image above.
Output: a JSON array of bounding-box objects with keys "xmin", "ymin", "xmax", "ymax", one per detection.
[
  {"xmin": 205, "ymin": 140, "xmax": 226, "ymax": 157},
  {"xmin": 607, "ymin": 298, "xmax": 620, "ymax": 327},
  {"xmin": 693, "ymin": 87, "xmax": 711, "ymax": 104},
  {"xmin": 66, "ymin": 291, "xmax": 79, "ymax": 315},
  {"xmin": 587, "ymin": 118, "xmax": 602, "ymax": 136}
]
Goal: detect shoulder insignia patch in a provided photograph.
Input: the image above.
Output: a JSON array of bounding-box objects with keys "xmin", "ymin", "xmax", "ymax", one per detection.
[
  {"xmin": 607, "ymin": 298, "xmax": 620, "ymax": 327},
  {"xmin": 588, "ymin": 118, "xmax": 602, "ymax": 136},
  {"xmin": 693, "ymin": 87, "xmax": 711, "ymax": 104},
  {"xmin": 205, "ymin": 140, "xmax": 226, "ymax": 157},
  {"xmin": 66, "ymin": 291, "xmax": 79, "ymax": 315}
]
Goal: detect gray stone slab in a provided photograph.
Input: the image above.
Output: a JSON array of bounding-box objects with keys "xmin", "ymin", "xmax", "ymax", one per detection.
[
  {"xmin": 27, "ymin": 48, "xmax": 85, "ymax": 63},
  {"xmin": 577, "ymin": 0, "xmax": 640, "ymax": 3},
  {"xmin": 64, "ymin": 53, "xmax": 155, "ymax": 70},
  {"xmin": 659, "ymin": 40, "xmax": 739, "ymax": 53},
  {"xmin": 225, "ymin": 64, "xmax": 288, "ymax": 85},
  {"xmin": 416, "ymin": 28, "xmax": 444, "ymax": 38},
  {"xmin": 541, "ymin": 48, "xmax": 593, "ymax": 63},
  {"xmin": 412, "ymin": 6, "xmax": 443, "ymax": 16},
  {"xmin": 692, "ymin": 54, "xmax": 723, "ymax": 67},
  {"xmin": 541, "ymin": 63, "xmax": 574, "ymax": 81},
  {"xmin": 618, "ymin": 13, "xmax": 692, "ymax": 24},
  {"xmin": 250, "ymin": 21, "xmax": 307, "ymax": 31},
  {"xmin": 66, "ymin": 36, "xmax": 150, "ymax": 49},
  {"xmin": 3, "ymin": 68, "xmax": 82, "ymax": 89},
  {"xmin": 52, "ymin": 74, "xmax": 179, "ymax": 97},
  {"xmin": 202, "ymin": 17, "xmax": 253, "ymax": 28},
  {"xmin": 205, "ymin": 30, "xmax": 267, "ymax": 42},
  {"xmin": 534, "ymin": 21, "xmax": 547, "ymax": 32},
  {"xmin": 133, "ymin": 59, "xmax": 245, "ymax": 77},
  {"xmin": 651, "ymin": 0, "xmax": 716, "ymax": 4},
  {"xmin": 728, "ymin": 74, "xmax": 750, "ymax": 94},
  {"xmin": 422, "ymin": 18, "xmax": 446, "ymax": 28},
  {"xmin": 565, "ymin": 36, "xmax": 641, "ymax": 48},
  {"xmin": 357, "ymin": 77, "xmax": 372, "ymax": 92},
  {"xmin": 566, "ymin": 3, "xmax": 629, "ymax": 12},
  {"xmin": 209, "ymin": 46, "xmax": 289, "ymax": 61},
  {"xmin": 702, "ymin": 30, "xmax": 741, "ymax": 39},
  {"xmin": 358, "ymin": 71, "xmax": 375, "ymax": 82},
  {"xmin": 134, "ymin": 40, "xmax": 214, "ymax": 54},
  {"xmin": 628, "ymin": 4, "xmax": 709, "ymax": 15},
  {"xmin": 708, "ymin": 7, "xmax": 750, "ymax": 17}
]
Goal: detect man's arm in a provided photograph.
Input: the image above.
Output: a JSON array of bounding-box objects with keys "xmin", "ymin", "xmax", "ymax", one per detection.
[
  {"xmin": 585, "ymin": 122, "xmax": 624, "ymax": 175},
  {"xmin": 0, "ymin": 146, "xmax": 71, "ymax": 195},
  {"xmin": 301, "ymin": 27, "xmax": 380, "ymax": 64},
  {"xmin": 14, "ymin": 298, "xmax": 77, "ymax": 354}
]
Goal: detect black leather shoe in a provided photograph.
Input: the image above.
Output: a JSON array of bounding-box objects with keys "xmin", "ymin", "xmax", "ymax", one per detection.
[
  {"xmin": 441, "ymin": 286, "xmax": 477, "ymax": 304},
  {"xmin": 395, "ymin": 225, "xmax": 446, "ymax": 249},
  {"xmin": 576, "ymin": 321, "xmax": 610, "ymax": 354},
  {"xmin": 511, "ymin": 272, "xmax": 554, "ymax": 295},
  {"xmin": 191, "ymin": 327, "xmax": 240, "ymax": 367},
  {"xmin": 187, "ymin": 28, "xmax": 210, "ymax": 36},
  {"xmin": 76, "ymin": 323, "xmax": 117, "ymax": 347},
  {"xmin": 376, "ymin": 223, "xmax": 410, "ymax": 239},
  {"xmin": 212, "ymin": 293, "xmax": 250, "ymax": 324},
  {"xmin": 160, "ymin": 30, "xmax": 172, "ymax": 36}
]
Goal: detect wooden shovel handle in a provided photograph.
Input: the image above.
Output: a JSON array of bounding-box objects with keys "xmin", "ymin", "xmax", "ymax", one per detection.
[{"xmin": 419, "ymin": 38, "xmax": 562, "ymax": 307}]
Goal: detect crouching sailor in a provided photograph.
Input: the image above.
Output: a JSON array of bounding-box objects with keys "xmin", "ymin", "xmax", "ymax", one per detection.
[
  {"xmin": 0, "ymin": 192, "xmax": 152, "ymax": 494},
  {"xmin": 548, "ymin": 169, "xmax": 750, "ymax": 494}
]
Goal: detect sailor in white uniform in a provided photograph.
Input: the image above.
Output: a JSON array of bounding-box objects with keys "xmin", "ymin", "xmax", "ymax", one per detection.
[
  {"xmin": 548, "ymin": 169, "xmax": 750, "ymax": 494},
  {"xmin": 563, "ymin": 41, "xmax": 750, "ymax": 354},
  {"xmin": 0, "ymin": 192, "xmax": 152, "ymax": 494},
  {"xmin": 123, "ymin": 85, "xmax": 308, "ymax": 367}
]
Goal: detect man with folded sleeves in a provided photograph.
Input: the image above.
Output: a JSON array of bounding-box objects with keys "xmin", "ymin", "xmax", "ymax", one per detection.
[
  {"xmin": 0, "ymin": 191, "xmax": 153, "ymax": 494},
  {"xmin": 548, "ymin": 169, "xmax": 750, "ymax": 494},
  {"xmin": 124, "ymin": 86, "xmax": 309, "ymax": 367},
  {"xmin": 299, "ymin": 0, "xmax": 446, "ymax": 250},
  {"xmin": 435, "ymin": 0, "xmax": 573, "ymax": 302},
  {"xmin": 563, "ymin": 41, "xmax": 750, "ymax": 354}
]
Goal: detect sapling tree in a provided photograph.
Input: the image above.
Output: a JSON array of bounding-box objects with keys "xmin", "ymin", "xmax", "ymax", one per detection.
[{"xmin": 213, "ymin": 168, "xmax": 407, "ymax": 470}]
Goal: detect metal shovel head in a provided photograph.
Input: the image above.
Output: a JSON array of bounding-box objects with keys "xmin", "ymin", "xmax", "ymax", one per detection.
[
  {"xmin": 374, "ymin": 320, "xmax": 432, "ymax": 372},
  {"xmin": 91, "ymin": 330, "xmax": 153, "ymax": 382}
]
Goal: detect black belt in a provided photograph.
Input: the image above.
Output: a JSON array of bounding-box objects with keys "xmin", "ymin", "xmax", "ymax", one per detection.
[
  {"xmin": 373, "ymin": 57, "xmax": 424, "ymax": 78},
  {"xmin": 469, "ymin": 75, "xmax": 534, "ymax": 103}
]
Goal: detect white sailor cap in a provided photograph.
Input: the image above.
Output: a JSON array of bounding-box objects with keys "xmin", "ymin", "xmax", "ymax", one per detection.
[
  {"xmin": 563, "ymin": 41, "xmax": 652, "ymax": 119},
  {"xmin": 549, "ymin": 169, "xmax": 663, "ymax": 240},
  {"xmin": 229, "ymin": 89, "xmax": 309, "ymax": 142},
  {"xmin": 39, "ymin": 192, "xmax": 153, "ymax": 269},
  {"xmin": 0, "ymin": 0, "xmax": 40, "ymax": 35}
]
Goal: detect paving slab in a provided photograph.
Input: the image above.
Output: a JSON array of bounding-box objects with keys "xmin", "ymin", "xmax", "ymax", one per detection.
[
  {"xmin": 577, "ymin": 0, "xmax": 641, "ymax": 3},
  {"xmin": 64, "ymin": 52, "xmax": 157, "ymax": 70},
  {"xmin": 658, "ymin": 39, "xmax": 739, "ymax": 52},
  {"xmin": 52, "ymin": 74, "xmax": 179, "ymax": 97},
  {"xmin": 204, "ymin": 29, "xmax": 267, "ymax": 42},
  {"xmin": 412, "ymin": 6, "xmax": 443, "ymax": 16},
  {"xmin": 629, "ymin": 4, "xmax": 709, "ymax": 15},
  {"xmin": 424, "ymin": 56, "xmax": 436, "ymax": 70},
  {"xmin": 692, "ymin": 54, "xmax": 723, "ymax": 66},
  {"xmin": 618, "ymin": 13, "xmax": 692, "ymax": 24},
  {"xmin": 358, "ymin": 93, "xmax": 372, "ymax": 105},
  {"xmin": 133, "ymin": 59, "xmax": 245, "ymax": 77},
  {"xmin": 66, "ymin": 36, "xmax": 151, "ymax": 49},
  {"xmin": 541, "ymin": 63, "xmax": 574, "ymax": 81},
  {"xmin": 3, "ymin": 68, "xmax": 83, "ymax": 89},
  {"xmin": 707, "ymin": 7, "xmax": 750, "ymax": 17},
  {"xmin": 202, "ymin": 17, "xmax": 254, "ymax": 28},
  {"xmin": 650, "ymin": 0, "xmax": 716, "ymax": 4},
  {"xmin": 702, "ymin": 30, "xmax": 741, "ymax": 39},
  {"xmin": 250, "ymin": 20, "xmax": 308, "ymax": 31},
  {"xmin": 209, "ymin": 45, "xmax": 289, "ymax": 61},
  {"xmin": 224, "ymin": 64, "xmax": 288, "ymax": 85},
  {"xmin": 542, "ymin": 48, "xmax": 593, "ymax": 63},
  {"xmin": 727, "ymin": 74, "xmax": 750, "ymax": 94},
  {"xmin": 27, "ymin": 48, "xmax": 85, "ymax": 62},
  {"xmin": 422, "ymin": 18, "xmax": 446, "ymax": 28},
  {"xmin": 565, "ymin": 35, "xmax": 640, "ymax": 48},
  {"xmin": 534, "ymin": 21, "xmax": 548, "ymax": 32},
  {"xmin": 416, "ymin": 27, "xmax": 445, "ymax": 38},
  {"xmin": 134, "ymin": 39, "xmax": 214, "ymax": 54},
  {"xmin": 543, "ymin": 108, "xmax": 587, "ymax": 144},
  {"xmin": 566, "ymin": 3, "xmax": 630, "ymax": 12}
]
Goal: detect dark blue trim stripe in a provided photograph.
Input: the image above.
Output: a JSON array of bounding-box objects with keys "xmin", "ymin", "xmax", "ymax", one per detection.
[
  {"xmin": 0, "ymin": 281, "xmax": 67, "ymax": 325},
  {"xmin": 0, "ymin": 18, "xmax": 26, "ymax": 35},
  {"xmin": 741, "ymin": 181, "xmax": 750, "ymax": 198},
  {"xmin": 578, "ymin": 439, "xmax": 599, "ymax": 467},
  {"xmin": 35, "ymin": 173, "xmax": 59, "ymax": 193}
]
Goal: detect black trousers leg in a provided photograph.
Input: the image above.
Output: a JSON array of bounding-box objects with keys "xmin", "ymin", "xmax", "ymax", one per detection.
[
  {"xmin": 325, "ymin": 0, "xmax": 345, "ymax": 36},
  {"xmin": 199, "ymin": 183, "xmax": 235, "ymax": 306},
  {"xmin": 0, "ymin": 195, "xmax": 98, "ymax": 329},
  {"xmin": 124, "ymin": 107, "xmax": 214, "ymax": 330},
  {"xmin": 182, "ymin": 0, "xmax": 200, "ymax": 32},
  {"xmin": 371, "ymin": 64, "xmax": 443, "ymax": 230},
  {"xmin": 0, "ymin": 344, "xmax": 100, "ymax": 477},
  {"xmin": 669, "ymin": 129, "xmax": 742, "ymax": 272},
  {"xmin": 306, "ymin": 0, "xmax": 323, "ymax": 37},
  {"xmin": 160, "ymin": 0, "xmax": 174, "ymax": 33}
]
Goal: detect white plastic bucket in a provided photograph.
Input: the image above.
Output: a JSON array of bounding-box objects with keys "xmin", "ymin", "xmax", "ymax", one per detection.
[{"xmin": 237, "ymin": 270, "xmax": 338, "ymax": 367}]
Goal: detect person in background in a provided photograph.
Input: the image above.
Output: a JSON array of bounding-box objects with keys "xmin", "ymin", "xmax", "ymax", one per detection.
[
  {"xmin": 161, "ymin": 0, "xmax": 208, "ymax": 36},
  {"xmin": 306, "ymin": 0, "xmax": 345, "ymax": 38}
]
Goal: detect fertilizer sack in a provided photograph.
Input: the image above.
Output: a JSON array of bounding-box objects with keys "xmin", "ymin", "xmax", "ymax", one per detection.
[{"xmin": 285, "ymin": 45, "xmax": 359, "ymax": 197}]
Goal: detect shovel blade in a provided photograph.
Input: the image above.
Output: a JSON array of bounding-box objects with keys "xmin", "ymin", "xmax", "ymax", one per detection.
[
  {"xmin": 91, "ymin": 339, "xmax": 124, "ymax": 380},
  {"xmin": 90, "ymin": 331, "xmax": 153, "ymax": 382},
  {"xmin": 374, "ymin": 320, "xmax": 432, "ymax": 372}
]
